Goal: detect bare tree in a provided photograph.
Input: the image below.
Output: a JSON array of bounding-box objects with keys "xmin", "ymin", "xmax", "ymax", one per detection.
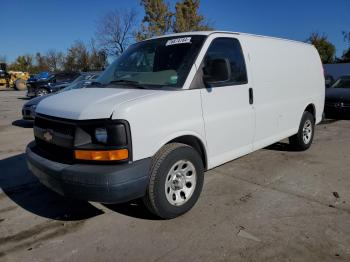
[
  {"xmin": 96, "ymin": 8, "xmax": 137, "ymax": 57},
  {"xmin": 343, "ymin": 31, "xmax": 350, "ymax": 43},
  {"xmin": 46, "ymin": 50, "xmax": 64, "ymax": 72}
]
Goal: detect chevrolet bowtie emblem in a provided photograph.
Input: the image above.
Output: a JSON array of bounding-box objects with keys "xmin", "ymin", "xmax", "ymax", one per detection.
[{"xmin": 43, "ymin": 129, "xmax": 53, "ymax": 142}]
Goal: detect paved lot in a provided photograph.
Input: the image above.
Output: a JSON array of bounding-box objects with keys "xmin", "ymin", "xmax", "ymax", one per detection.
[{"xmin": 1, "ymin": 90, "xmax": 350, "ymax": 262}]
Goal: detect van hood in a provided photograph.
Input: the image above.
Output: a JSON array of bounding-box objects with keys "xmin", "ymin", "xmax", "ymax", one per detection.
[{"xmin": 35, "ymin": 87, "xmax": 159, "ymax": 120}]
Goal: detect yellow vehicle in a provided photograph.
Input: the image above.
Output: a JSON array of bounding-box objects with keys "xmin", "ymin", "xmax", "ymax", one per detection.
[
  {"xmin": 0, "ymin": 63, "xmax": 9, "ymax": 88},
  {"xmin": 0, "ymin": 63, "xmax": 29, "ymax": 90},
  {"xmin": 10, "ymin": 71, "xmax": 30, "ymax": 90}
]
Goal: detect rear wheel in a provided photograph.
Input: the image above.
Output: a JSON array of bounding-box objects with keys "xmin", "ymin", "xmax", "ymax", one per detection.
[
  {"xmin": 289, "ymin": 111, "xmax": 315, "ymax": 151},
  {"xmin": 143, "ymin": 143, "xmax": 204, "ymax": 219}
]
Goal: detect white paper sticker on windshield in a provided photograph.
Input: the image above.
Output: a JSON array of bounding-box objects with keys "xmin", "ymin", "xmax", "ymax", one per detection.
[{"xmin": 166, "ymin": 37, "xmax": 192, "ymax": 46}]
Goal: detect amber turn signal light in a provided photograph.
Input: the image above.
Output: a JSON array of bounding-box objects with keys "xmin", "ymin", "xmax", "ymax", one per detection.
[{"xmin": 74, "ymin": 149, "xmax": 129, "ymax": 161}]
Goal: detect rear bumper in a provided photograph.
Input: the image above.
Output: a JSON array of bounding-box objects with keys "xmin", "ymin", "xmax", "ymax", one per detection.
[{"xmin": 26, "ymin": 142, "xmax": 151, "ymax": 203}]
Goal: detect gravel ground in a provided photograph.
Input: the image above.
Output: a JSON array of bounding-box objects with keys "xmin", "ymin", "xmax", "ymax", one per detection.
[{"xmin": 1, "ymin": 90, "xmax": 350, "ymax": 262}]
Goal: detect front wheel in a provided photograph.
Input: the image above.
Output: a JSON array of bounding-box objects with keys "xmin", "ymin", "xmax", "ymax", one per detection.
[
  {"xmin": 143, "ymin": 143, "xmax": 204, "ymax": 219},
  {"xmin": 289, "ymin": 111, "xmax": 315, "ymax": 151},
  {"xmin": 36, "ymin": 88, "xmax": 48, "ymax": 96}
]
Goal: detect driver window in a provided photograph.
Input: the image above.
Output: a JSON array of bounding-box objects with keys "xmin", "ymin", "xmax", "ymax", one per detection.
[{"xmin": 205, "ymin": 38, "xmax": 248, "ymax": 85}]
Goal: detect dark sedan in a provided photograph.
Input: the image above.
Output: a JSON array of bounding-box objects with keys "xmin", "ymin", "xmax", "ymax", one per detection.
[
  {"xmin": 26, "ymin": 72, "xmax": 80, "ymax": 97},
  {"xmin": 324, "ymin": 75, "xmax": 350, "ymax": 119},
  {"xmin": 22, "ymin": 72, "xmax": 100, "ymax": 120}
]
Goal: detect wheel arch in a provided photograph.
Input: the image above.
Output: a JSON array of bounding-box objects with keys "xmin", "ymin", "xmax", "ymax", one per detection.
[
  {"xmin": 157, "ymin": 134, "xmax": 208, "ymax": 170},
  {"xmin": 304, "ymin": 103, "xmax": 316, "ymax": 119}
]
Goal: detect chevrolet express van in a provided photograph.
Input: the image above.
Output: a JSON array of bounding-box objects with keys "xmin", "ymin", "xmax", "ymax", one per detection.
[{"xmin": 26, "ymin": 31, "xmax": 325, "ymax": 219}]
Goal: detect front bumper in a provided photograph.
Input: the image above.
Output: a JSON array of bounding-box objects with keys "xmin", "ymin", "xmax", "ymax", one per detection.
[
  {"xmin": 26, "ymin": 85, "xmax": 36, "ymax": 97},
  {"xmin": 22, "ymin": 106, "xmax": 35, "ymax": 120},
  {"xmin": 27, "ymin": 91, "xmax": 36, "ymax": 98},
  {"xmin": 26, "ymin": 142, "xmax": 151, "ymax": 203},
  {"xmin": 324, "ymin": 104, "xmax": 350, "ymax": 118}
]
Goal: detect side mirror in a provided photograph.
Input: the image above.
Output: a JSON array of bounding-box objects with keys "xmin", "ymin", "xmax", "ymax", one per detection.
[{"xmin": 203, "ymin": 58, "xmax": 231, "ymax": 85}]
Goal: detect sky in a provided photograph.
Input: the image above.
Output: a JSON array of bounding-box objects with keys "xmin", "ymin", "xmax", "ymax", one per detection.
[{"xmin": 1, "ymin": 0, "xmax": 349, "ymax": 63}]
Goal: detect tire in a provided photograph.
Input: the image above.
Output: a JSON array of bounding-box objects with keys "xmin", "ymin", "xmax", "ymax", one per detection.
[
  {"xmin": 14, "ymin": 79, "xmax": 27, "ymax": 91},
  {"xmin": 289, "ymin": 111, "xmax": 315, "ymax": 151},
  {"xmin": 143, "ymin": 143, "xmax": 204, "ymax": 219},
  {"xmin": 36, "ymin": 88, "xmax": 48, "ymax": 96}
]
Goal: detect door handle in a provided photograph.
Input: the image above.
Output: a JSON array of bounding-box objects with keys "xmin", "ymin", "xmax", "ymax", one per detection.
[{"xmin": 249, "ymin": 88, "xmax": 254, "ymax": 105}]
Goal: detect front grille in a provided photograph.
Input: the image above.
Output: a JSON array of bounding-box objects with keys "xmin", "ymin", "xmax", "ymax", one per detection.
[
  {"xmin": 34, "ymin": 115, "xmax": 76, "ymax": 163},
  {"xmin": 325, "ymin": 102, "xmax": 350, "ymax": 108},
  {"xmin": 35, "ymin": 116, "xmax": 75, "ymax": 136},
  {"xmin": 34, "ymin": 138, "xmax": 74, "ymax": 164}
]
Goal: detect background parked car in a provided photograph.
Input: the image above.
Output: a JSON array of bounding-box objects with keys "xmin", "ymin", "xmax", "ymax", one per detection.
[
  {"xmin": 52, "ymin": 72, "xmax": 100, "ymax": 91},
  {"xmin": 26, "ymin": 72, "xmax": 80, "ymax": 97},
  {"xmin": 325, "ymin": 74, "xmax": 334, "ymax": 88},
  {"xmin": 324, "ymin": 75, "xmax": 350, "ymax": 118},
  {"xmin": 22, "ymin": 72, "xmax": 100, "ymax": 120},
  {"xmin": 26, "ymin": 72, "xmax": 50, "ymax": 85}
]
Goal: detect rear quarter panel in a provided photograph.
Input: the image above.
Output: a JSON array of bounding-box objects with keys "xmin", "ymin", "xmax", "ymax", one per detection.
[{"xmin": 239, "ymin": 34, "xmax": 325, "ymax": 150}]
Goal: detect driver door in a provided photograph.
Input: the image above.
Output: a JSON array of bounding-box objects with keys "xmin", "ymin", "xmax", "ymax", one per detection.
[{"xmin": 200, "ymin": 37, "xmax": 255, "ymax": 167}]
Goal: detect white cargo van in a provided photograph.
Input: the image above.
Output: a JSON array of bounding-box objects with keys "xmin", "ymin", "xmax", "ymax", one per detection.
[{"xmin": 26, "ymin": 31, "xmax": 325, "ymax": 219}]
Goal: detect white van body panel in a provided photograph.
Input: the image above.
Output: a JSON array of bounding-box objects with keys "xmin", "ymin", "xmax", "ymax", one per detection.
[
  {"xmin": 36, "ymin": 88, "xmax": 159, "ymax": 120},
  {"xmin": 236, "ymin": 34, "xmax": 324, "ymax": 151},
  {"xmin": 35, "ymin": 31, "xmax": 324, "ymax": 170},
  {"xmin": 194, "ymin": 33, "xmax": 255, "ymax": 168},
  {"xmin": 189, "ymin": 32, "xmax": 323, "ymax": 168},
  {"xmin": 115, "ymin": 89, "xmax": 206, "ymax": 162}
]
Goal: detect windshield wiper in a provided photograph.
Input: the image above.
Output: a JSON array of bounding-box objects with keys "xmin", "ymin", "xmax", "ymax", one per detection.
[
  {"xmin": 90, "ymin": 81, "xmax": 103, "ymax": 86},
  {"xmin": 108, "ymin": 80, "xmax": 147, "ymax": 89},
  {"xmin": 109, "ymin": 80, "xmax": 141, "ymax": 85}
]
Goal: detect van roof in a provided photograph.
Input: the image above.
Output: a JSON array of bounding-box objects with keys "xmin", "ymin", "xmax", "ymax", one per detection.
[{"xmin": 147, "ymin": 31, "xmax": 312, "ymax": 47}]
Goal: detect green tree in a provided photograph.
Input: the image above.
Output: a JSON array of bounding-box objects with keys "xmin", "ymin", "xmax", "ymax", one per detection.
[
  {"xmin": 307, "ymin": 32, "xmax": 335, "ymax": 64},
  {"xmin": 9, "ymin": 55, "xmax": 34, "ymax": 72},
  {"xmin": 89, "ymin": 39, "xmax": 108, "ymax": 71},
  {"xmin": 136, "ymin": 0, "xmax": 173, "ymax": 41},
  {"xmin": 35, "ymin": 52, "xmax": 49, "ymax": 72},
  {"xmin": 173, "ymin": 0, "xmax": 212, "ymax": 33},
  {"xmin": 64, "ymin": 41, "xmax": 90, "ymax": 71},
  {"xmin": 341, "ymin": 48, "xmax": 350, "ymax": 62}
]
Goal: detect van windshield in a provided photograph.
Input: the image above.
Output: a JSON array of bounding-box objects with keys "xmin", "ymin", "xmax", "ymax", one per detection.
[{"xmin": 95, "ymin": 35, "xmax": 206, "ymax": 88}]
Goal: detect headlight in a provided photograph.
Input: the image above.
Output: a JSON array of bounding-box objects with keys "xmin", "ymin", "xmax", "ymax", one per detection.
[
  {"xmin": 95, "ymin": 127, "xmax": 107, "ymax": 143},
  {"xmin": 74, "ymin": 121, "xmax": 131, "ymax": 162}
]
